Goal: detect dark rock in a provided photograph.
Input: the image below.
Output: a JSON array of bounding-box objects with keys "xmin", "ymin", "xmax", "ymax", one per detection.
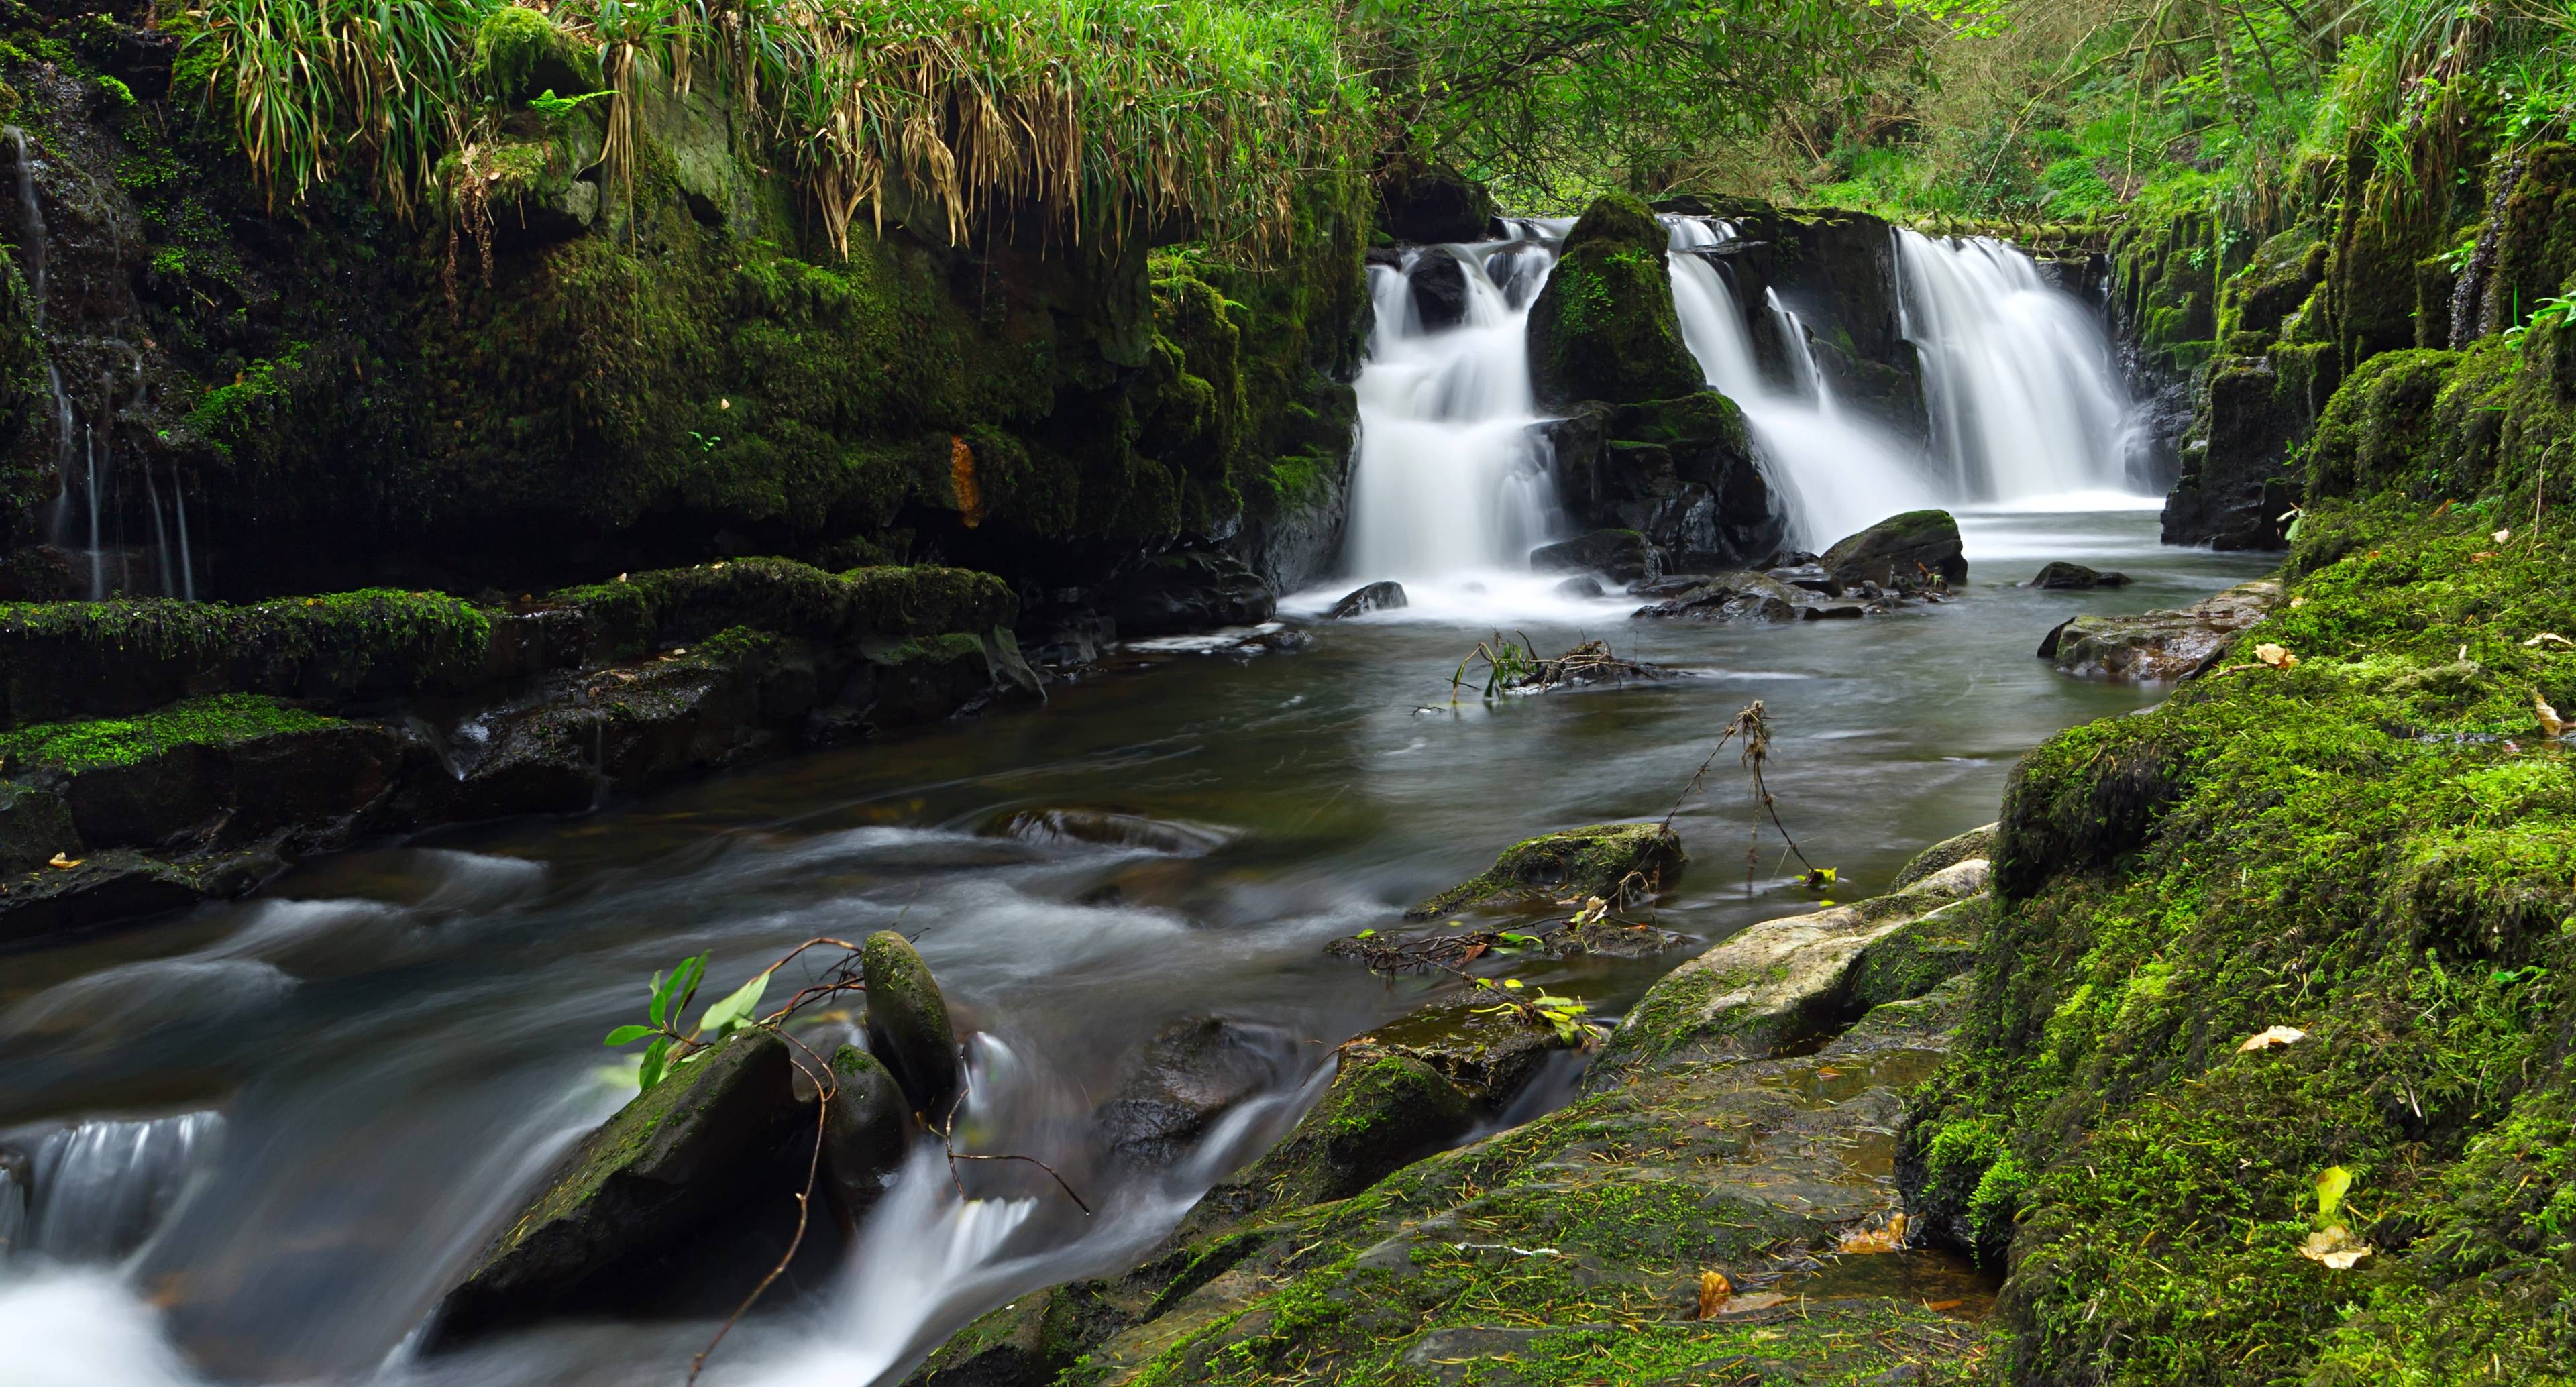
[
  {"xmin": 1099, "ymin": 1017, "xmax": 1301, "ymax": 1166},
  {"xmin": 863, "ymin": 931, "xmax": 964, "ymax": 1124},
  {"xmin": 1526, "ymin": 195, "xmax": 1705, "ymax": 408},
  {"xmin": 1629, "ymin": 572, "xmax": 1809, "ymax": 623},
  {"xmin": 1766, "ymin": 563, "xmax": 1841, "ymax": 595},
  {"xmin": 1326, "ymin": 581, "xmax": 1408, "ymax": 618},
  {"xmin": 1376, "ymin": 160, "xmax": 1498, "ymax": 245},
  {"xmin": 1529, "ymin": 529, "xmax": 1656, "ymax": 584},
  {"xmin": 2028, "ymin": 562, "xmax": 2132, "ymax": 589},
  {"xmin": 1106, "ymin": 552, "xmax": 1276, "ymax": 638},
  {"xmin": 1405, "ymin": 251, "xmax": 1469, "ymax": 331},
  {"xmin": 2047, "ymin": 579, "xmax": 2283, "ymax": 681},
  {"xmin": 1553, "ymin": 575, "xmax": 1605, "ymax": 599},
  {"xmin": 979, "ymin": 808, "xmax": 1227, "ymax": 855},
  {"xmin": 427, "ymin": 1030, "xmax": 808, "ymax": 1350},
  {"xmin": 0, "ymin": 848, "xmax": 253, "ymax": 944},
  {"xmin": 822, "ymin": 1045, "xmax": 912, "ymax": 1222},
  {"xmin": 0, "ymin": 784, "xmax": 78, "ymax": 875},
  {"xmin": 1818, "ymin": 510, "xmax": 1966, "ymax": 590},
  {"xmin": 2159, "ymin": 355, "xmax": 2316, "ymax": 550},
  {"xmin": 1541, "ymin": 394, "xmax": 1784, "ymax": 571},
  {"xmin": 1409, "ymin": 822, "xmax": 1684, "ymax": 920}
]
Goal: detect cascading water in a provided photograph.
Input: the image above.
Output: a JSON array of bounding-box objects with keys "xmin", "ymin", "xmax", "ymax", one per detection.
[
  {"xmin": 1663, "ymin": 217, "xmax": 1939, "ymax": 548},
  {"xmin": 1894, "ymin": 229, "xmax": 2137, "ymax": 504},
  {"xmin": 1, "ymin": 1113, "xmax": 223, "ymax": 1266},
  {"xmin": 1341, "ymin": 231, "xmax": 1563, "ymax": 590}
]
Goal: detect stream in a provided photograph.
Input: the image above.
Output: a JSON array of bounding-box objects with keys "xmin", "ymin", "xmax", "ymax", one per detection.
[{"xmin": 1, "ymin": 224, "xmax": 2272, "ymax": 1387}]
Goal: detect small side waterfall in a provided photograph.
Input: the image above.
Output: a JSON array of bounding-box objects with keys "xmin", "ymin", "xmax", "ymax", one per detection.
[
  {"xmin": 1895, "ymin": 230, "xmax": 2135, "ymax": 503},
  {"xmin": 1664, "ymin": 218, "xmax": 1939, "ymax": 549},
  {"xmin": 1342, "ymin": 229, "xmax": 1564, "ymax": 587},
  {"xmin": 1, "ymin": 1113, "xmax": 223, "ymax": 1266}
]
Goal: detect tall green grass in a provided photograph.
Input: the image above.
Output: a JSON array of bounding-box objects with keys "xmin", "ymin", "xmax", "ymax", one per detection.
[{"xmin": 179, "ymin": 0, "xmax": 1368, "ymax": 261}]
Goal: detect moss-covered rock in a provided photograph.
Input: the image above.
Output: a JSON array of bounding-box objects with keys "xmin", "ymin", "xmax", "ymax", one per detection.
[
  {"xmin": 863, "ymin": 930, "xmax": 963, "ymax": 1124},
  {"xmin": 1525, "ymin": 194, "xmax": 1703, "ymax": 408},
  {"xmin": 1818, "ymin": 507, "xmax": 1966, "ymax": 589},
  {"xmin": 823, "ymin": 1044, "xmax": 912, "ymax": 1221},
  {"xmin": 1892, "ymin": 822, "xmax": 1996, "ymax": 889},
  {"xmin": 1406, "ymin": 822, "xmax": 1683, "ymax": 920},
  {"xmin": 2041, "ymin": 577, "xmax": 2281, "ymax": 681},
  {"xmin": 428, "ymin": 1029, "xmax": 809, "ymax": 1349}
]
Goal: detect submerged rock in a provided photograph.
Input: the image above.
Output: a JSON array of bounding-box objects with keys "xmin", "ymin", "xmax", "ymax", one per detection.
[
  {"xmin": 863, "ymin": 931, "xmax": 964, "ymax": 1125},
  {"xmin": 1325, "ymin": 580, "xmax": 1408, "ymax": 618},
  {"xmin": 2042, "ymin": 578, "xmax": 2283, "ymax": 680},
  {"xmin": 1097, "ymin": 1016, "xmax": 1301, "ymax": 1166},
  {"xmin": 978, "ymin": 808, "xmax": 1227, "ymax": 856},
  {"xmin": 1819, "ymin": 509, "xmax": 1968, "ymax": 590},
  {"xmin": 2029, "ymin": 561, "xmax": 2133, "ymax": 589},
  {"xmin": 427, "ymin": 1030, "xmax": 808, "ymax": 1349},
  {"xmin": 1552, "ymin": 575, "xmax": 1605, "ymax": 599},
  {"xmin": 1530, "ymin": 529, "xmax": 1656, "ymax": 584},
  {"xmin": 1407, "ymin": 822, "xmax": 1683, "ymax": 920}
]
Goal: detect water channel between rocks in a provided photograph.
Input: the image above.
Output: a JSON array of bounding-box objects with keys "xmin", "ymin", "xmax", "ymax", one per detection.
[{"xmin": 0, "ymin": 504, "xmax": 2270, "ymax": 1387}]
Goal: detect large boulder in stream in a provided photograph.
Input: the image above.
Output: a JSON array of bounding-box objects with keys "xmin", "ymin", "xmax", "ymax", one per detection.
[
  {"xmin": 824, "ymin": 1044, "xmax": 912, "ymax": 1215},
  {"xmin": 427, "ymin": 1030, "xmax": 810, "ymax": 1349},
  {"xmin": 864, "ymin": 930, "xmax": 965, "ymax": 1124},
  {"xmin": 1819, "ymin": 508, "xmax": 1968, "ymax": 590},
  {"xmin": 1407, "ymin": 822, "xmax": 1683, "ymax": 920},
  {"xmin": 1542, "ymin": 393, "xmax": 1785, "ymax": 573},
  {"xmin": 1530, "ymin": 529, "xmax": 1656, "ymax": 584},
  {"xmin": 1525, "ymin": 194, "xmax": 1705, "ymax": 408},
  {"xmin": 1098, "ymin": 1016, "xmax": 1302, "ymax": 1166},
  {"xmin": 1405, "ymin": 249, "xmax": 1470, "ymax": 331}
]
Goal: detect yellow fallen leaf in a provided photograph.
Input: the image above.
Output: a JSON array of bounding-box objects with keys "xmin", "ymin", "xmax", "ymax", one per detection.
[
  {"xmin": 46, "ymin": 852, "xmax": 82, "ymax": 869},
  {"xmin": 2537, "ymin": 691, "xmax": 2567, "ymax": 738},
  {"xmin": 2238, "ymin": 1024, "xmax": 2307, "ymax": 1052},
  {"xmin": 2290, "ymin": 595, "xmax": 2308, "ymax": 608},
  {"xmin": 2299, "ymin": 1225, "xmax": 2372, "ymax": 1270},
  {"xmin": 1697, "ymin": 1269, "xmax": 1732, "ymax": 1319},
  {"xmin": 2255, "ymin": 643, "xmax": 2298, "ymax": 669},
  {"xmin": 2495, "ymin": 528, "xmax": 2514, "ymax": 544}
]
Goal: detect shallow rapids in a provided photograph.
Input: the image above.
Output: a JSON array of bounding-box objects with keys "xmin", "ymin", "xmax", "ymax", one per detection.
[{"xmin": 2, "ymin": 506, "xmax": 2267, "ymax": 1387}]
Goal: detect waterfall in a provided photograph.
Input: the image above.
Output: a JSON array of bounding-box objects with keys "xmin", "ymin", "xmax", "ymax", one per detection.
[
  {"xmin": 5, "ymin": 125, "xmax": 44, "ymax": 323},
  {"xmin": 3, "ymin": 1113, "xmax": 223, "ymax": 1266},
  {"xmin": 1664, "ymin": 218, "xmax": 1938, "ymax": 549},
  {"xmin": 1339, "ymin": 227, "xmax": 1566, "ymax": 602},
  {"xmin": 1895, "ymin": 230, "xmax": 2135, "ymax": 503}
]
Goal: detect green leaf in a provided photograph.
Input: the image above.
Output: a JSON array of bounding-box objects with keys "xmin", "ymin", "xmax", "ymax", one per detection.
[
  {"xmin": 638, "ymin": 1035, "xmax": 672, "ymax": 1093},
  {"xmin": 696, "ymin": 966, "xmax": 775, "ymax": 1038},
  {"xmin": 604, "ymin": 1023, "xmax": 657, "ymax": 1046},
  {"xmin": 2316, "ymin": 1165, "xmax": 2355, "ymax": 1225},
  {"xmin": 647, "ymin": 968, "xmax": 670, "ymax": 1027},
  {"xmin": 1356, "ymin": 928, "xmax": 1377, "ymax": 939}
]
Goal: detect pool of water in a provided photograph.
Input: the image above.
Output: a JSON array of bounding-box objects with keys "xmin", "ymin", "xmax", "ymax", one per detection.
[{"xmin": 0, "ymin": 502, "xmax": 2269, "ymax": 1387}]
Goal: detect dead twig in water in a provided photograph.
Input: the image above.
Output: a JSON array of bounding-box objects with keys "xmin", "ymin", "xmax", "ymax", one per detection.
[
  {"xmin": 688, "ymin": 1048, "xmax": 834, "ymax": 1387},
  {"xmin": 941, "ymin": 1107, "xmax": 1094, "ymax": 1215},
  {"xmin": 1660, "ymin": 700, "xmax": 1819, "ymax": 895}
]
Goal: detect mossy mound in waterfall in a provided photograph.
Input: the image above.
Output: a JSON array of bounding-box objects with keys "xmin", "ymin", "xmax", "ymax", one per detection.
[{"xmin": 1525, "ymin": 192, "xmax": 1704, "ymax": 408}]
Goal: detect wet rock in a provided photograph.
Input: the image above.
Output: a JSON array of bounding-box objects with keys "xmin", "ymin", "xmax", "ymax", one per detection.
[
  {"xmin": 1326, "ymin": 581, "xmax": 1408, "ymax": 618},
  {"xmin": 1099, "ymin": 1016, "xmax": 1301, "ymax": 1166},
  {"xmin": 979, "ymin": 808, "xmax": 1227, "ymax": 855},
  {"xmin": 1106, "ymin": 552, "xmax": 1276, "ymax": 638},
  {"xmin": 1377, "ymin": 159, "xmax": 1499, "ymax": 245},
  {"xmin": 0, "ymin": 848, "xmax": 263, "ymax": 944},
  {"xmin": 863, "ymin": 931, "xmax": 964, "ymax": 1125},
  {"xmin": 1819, "ymin": 510, "xmax": 1967, "ymax": 591},
  {"xmin": 1531, "ymin": 529, "xmax": 1656, "ymax": 584},
  {"xmin": 1892, "ymin": 823, "xmax": 1998, "ymax": 889},
  {"xmin": 2027, "ymin": 561, "xmax": 2132, "ymax": 589},
  {"xmin": 1406, "ymin": 250, "xmax": 1469, "ymax": 331},
  {"xmin": 1526, "ymin": 195, "xmax": 1705, "ymax": 408},
  {"xmin": 1766, "ymin": 562, "xmax": 1841, "ymax": 595},
  {"xmin": 0, "ymin": 783, "xmax": 77, "ymax": 875},
  {"xmin": 2045, "ymin": 578, "xmax": 2282, "ymax": 680},
  {"xmin": 1629, "ymin": 571, "xmax": 1810, "ymax": 622},
  {"xmin": 1593, "ymin": 857, "xmax": 1992, "ymax": 1078},
  {"xmin": 1408, "ymin": 822, "xmax": 1684, "ymax": 920},
  {"xmin": 427, "ymin": 1030, "xmax": 808, "ymax": 1350},
  {"xmin": 1543, "ymin": 394, "xmax": 1784, "ymax": 572},
  {"xmin": 822, "ymin": 1045, "xmax": 912, "ymax": 1222},
  {"xmin": 1553, "ymin": 575, "xmax": 1605, "ymax": 599}
]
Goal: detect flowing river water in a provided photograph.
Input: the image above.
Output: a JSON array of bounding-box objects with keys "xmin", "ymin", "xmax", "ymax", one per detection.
[{"xmin": 1, "ymin": 227, "xmax": 2273, "ymax": 1387}]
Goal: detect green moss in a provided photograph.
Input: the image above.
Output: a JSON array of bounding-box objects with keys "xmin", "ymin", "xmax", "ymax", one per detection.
[
  {"xmin": 547, "ymin": 559, "xmax": 1013, "ymax": 661},
  {"xmin": 0, "ymin": 694, "xmax": 340, "ymax": 775},
  {"xmin": 470, "ymin": 3, "xmax": 598, "ymax": 106},
  {"xmin": 1525, "ymin": 194, "xmax": 1703, "ymax": 408},
  {"xmin": 1407, "ymin": 822, "xmax": 1684, "ymax": 919}
]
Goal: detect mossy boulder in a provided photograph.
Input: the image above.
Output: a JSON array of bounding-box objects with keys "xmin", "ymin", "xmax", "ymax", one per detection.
[
  {"xmin": 470, "ymin": 3, "xmax": 600, "ymax": 105},
  {"xmin": 1525, "ymin": 194, "xmax": 1702, "ymax": 409},
  {"xmin": 2041, "ymin": 577, "xmax": 2282, "ymax": 682},
  {"xmin": 1818, "ymin": 508, "xmax": 1966, "ymax": 590},
  {"xmin": 863, "ymin": 930, "xmax": 963, "ymax": 1124},
  {"xmin": 1375, "ymin": 158, "xmax": 1497, "ymax": 245},
  {"xmin": 1406, "ymin": 822, "xmax": 1684, "ymax": 920},
  {"xmin": 427, "ymin": 1029, "xmax": 809, "ymax": 1349}
]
